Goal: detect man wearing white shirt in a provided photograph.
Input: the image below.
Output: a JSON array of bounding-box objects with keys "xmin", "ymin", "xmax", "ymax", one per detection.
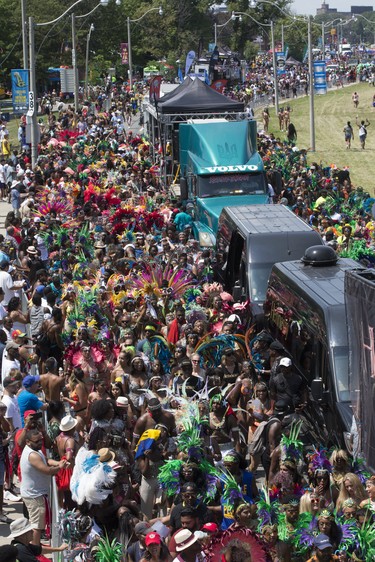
[
  {"xmin": 0, "ymin": 261, "xmax": 24, "ymax": 306},
  {"xmin": 1, "ymin": 341, "xmax": 20, "ymax": 384},
  {"xmin": 0, "ymin": 124, "xmax": 9, "ymax": 141},
  {"xmin": 0, "ymin": 288, "xmax": 7, "ymax": 324},
  {"xmin": 2, "ymin": 376, "xmax": 22, "ymax": 430},
  {"xmin": 2, "ymin": 317, "xmax": 13, "ymax": 341}
]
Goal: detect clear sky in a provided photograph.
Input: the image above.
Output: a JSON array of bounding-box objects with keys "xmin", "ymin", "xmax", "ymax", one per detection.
[{"xmin": 291, "ymin": 0, "xmax": 374, "ymax": 16}]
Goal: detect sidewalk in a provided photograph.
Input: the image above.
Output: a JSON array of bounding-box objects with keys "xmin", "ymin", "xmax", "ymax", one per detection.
[
  {"xmin": 0, "ymin": 498, "xmax": 24, "ymax": 546},
  {"xmin": 0, "ymin": 198, "xmax": 22, "ymax": 546},
  {"xmin": 0, "ymin": 199, "xmax": 11, "ymax": 236}
]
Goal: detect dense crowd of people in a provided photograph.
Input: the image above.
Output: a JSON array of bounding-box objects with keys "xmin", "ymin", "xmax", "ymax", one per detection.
[{"xmin": 0, "ymin": 81, "xmax": 374, "ymax": 562}]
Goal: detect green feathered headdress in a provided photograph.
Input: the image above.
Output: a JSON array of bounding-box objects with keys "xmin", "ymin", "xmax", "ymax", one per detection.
[
  {"xmin": 220, "ymin": 468, "xmax": 245, "ymax": 505},
  {"xmin": 280, "ymin": 419, "xmax": 304, "ymax": 464},
  {"xmin": 158, "ymin": 459, "xmax": 183, "ymax": 497},
  {"xmin": 177, "ymin": 420, "xmax": 204, "ymax": 459},
  {"xmin": 256, "ymin": 487, "xmax": 280, "ymax": 533},
  {"xmin": 354, "ymin": 518, "xmax": 375, "ymax": 562}
]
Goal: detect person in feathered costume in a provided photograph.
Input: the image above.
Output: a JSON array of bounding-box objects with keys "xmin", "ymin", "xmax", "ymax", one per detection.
[
  {"xmin": 256, "ymin": 487, "xmax": 286, "ymax": 562},
  {"xmin": 158, "ymin": 406, "xmax": 219, "ymax": 504},
  {"xmin": 204, "ymin": 472, "xmax": 271, "ymax": 561},
  {"xmin": 268, "ymin": 420, "xmax": 306, "ymax": 500},
  {"xmin": 307, "ymin": 448, "xmax": 337, "ymax": 510},
  {"xmin": 70, "ymin": 447, "xmax": 117, "ymax": 506}
]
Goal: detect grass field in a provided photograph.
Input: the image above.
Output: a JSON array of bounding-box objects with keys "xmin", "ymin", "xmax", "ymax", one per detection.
[{"xmin": 255, "ymin": 81, "xmax": 375, "ymax": 194}]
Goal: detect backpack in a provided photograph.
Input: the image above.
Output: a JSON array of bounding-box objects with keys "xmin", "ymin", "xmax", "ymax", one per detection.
[
  {"xmin": 248, "ymin": 417, "xmax": 279, "ymax": 457},
  {"xmin": 35, "ymin": 325, "xmax": 52, "ymax": 355}
]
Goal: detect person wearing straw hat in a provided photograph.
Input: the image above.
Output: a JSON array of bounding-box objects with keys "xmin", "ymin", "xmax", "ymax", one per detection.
[
  {"xmin": 171, "ymin": 529, "xmax": 202, "ymax": 562},
  {"xmin": 8, "ymin": 516, "xmax": 68, "ymax": 561},
  {"xmin": 55, "ymin": 415, "xmax": 79, "ymax": 503}
]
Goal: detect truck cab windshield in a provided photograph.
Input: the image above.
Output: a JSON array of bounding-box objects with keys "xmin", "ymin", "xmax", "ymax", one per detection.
[{"xmin": 198, "ymin": 172, "xmax": 266, "ymax": 198}]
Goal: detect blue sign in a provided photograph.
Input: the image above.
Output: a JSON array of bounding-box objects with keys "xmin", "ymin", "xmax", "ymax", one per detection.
[
  {"xmin": 276, "ymin": 52, "xmax": 286, "ymax": 75},
  {"xmin": 314, "ymin": 61, "xmax": 327, "ymax": 94},
  {"xmin": 11, "ymin": 69, "xmax": 29, "ymax": 112}
]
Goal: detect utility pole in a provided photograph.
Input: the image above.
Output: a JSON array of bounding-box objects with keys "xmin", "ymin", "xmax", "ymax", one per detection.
[
  {"xmin": 271, "ymin": 20, "xmax": 279, "ymax": 116},
  {"xmin": 71, "ymin": 13, "xmax": 79, "ymax": 112},
  {"xmin": 127, "ymin": 17, "xmax": 133, "ymax": 90},
  {"xmin": 308, "ymin": 15, "xmax": 315, "ymax": 151},
  {"xmin": 21, "ymin": 0, "xmax": 28, "ymax": 69},
  {"xmin": 29, "ymin": 17, "xmax": 38, "ymax": 167}
]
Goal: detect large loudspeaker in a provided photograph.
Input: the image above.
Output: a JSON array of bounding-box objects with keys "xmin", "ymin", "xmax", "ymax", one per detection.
[{"xmin": 172, "ymin": 129, "xmax": 179, "ymax": 159}]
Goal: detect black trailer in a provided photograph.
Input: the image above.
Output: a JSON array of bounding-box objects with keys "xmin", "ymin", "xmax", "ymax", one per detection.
[
  {"xmin": 264, "ymin": 246, "xmax": 361, "ymax": 448},
  {"xmin": 345, "ymin": 269, "xmax": 375, "ymax": 470}
]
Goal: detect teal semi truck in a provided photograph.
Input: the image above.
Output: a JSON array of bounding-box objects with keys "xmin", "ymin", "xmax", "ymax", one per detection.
[{"xmin": 179, "ymin": 119, "xmax": 268, "ymax": 246}]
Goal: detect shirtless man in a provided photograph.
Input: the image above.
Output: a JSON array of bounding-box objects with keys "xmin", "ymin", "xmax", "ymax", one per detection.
[
  {"xmin": 131, "ymin": 398, "xmax": 176, "ymax": 451},
  {"xmin": 13, "ymin": 331, "xmax": 39, "ymax": 368},
  {"xmin": 39, "ymin": 357, "xmax": 65, "ymax": 401},
  {"xmin": 55, "ymin": 415, "xmax": 79, "ymax": 467},
  {"xmin": 55, "ymin": 415, "xmax": 80, "ymax": 507}
]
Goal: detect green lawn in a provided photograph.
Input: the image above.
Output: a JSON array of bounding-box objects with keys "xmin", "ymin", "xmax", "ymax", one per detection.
[{"xmin": 255, "ymin": 81, "xmax": 375, "ymax": 194}]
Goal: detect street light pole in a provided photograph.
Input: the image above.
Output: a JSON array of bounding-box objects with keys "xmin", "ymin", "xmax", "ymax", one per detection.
[
  {"xmin": 214, "ymin": 22, "xmax": 217, "ymax": 46},
  {"xmin": 127, "ymin": 6, "xmax": 163, "ymax": 91},
  {"xmin": 71, "ymin": 13, "xmax": 79, "ymax": 113},
  {"xmin": 127, "ymin": 16, "xmax": 133, "ymax": 90},
  {"xmin": 85, "ymin": 24, "xmax": 94, "ymax": 99},
  {"xmin": 29, "ymin": 16, "xmax": 38, "ymax": 167},
  {"xmin": 321, "ymin": 22, "xmax": 325, "ymax": 59},
  {"xmin": 308, "ymin": 15, "xmax": 315, "ymax": 151},
  {"xmin": 29, "ymin": 0, "xmax": 88, "ymax": 167},
  {"xmin": 271, "ymin": 20, "xmax": 279, "ymax": 116},
  {"xmin": 21, "ymin": 0, "xmax": 28, "ymax": 69},
  {"xmin": 281, "ymin": 23, "xmax": 284, "ymax": 53}
]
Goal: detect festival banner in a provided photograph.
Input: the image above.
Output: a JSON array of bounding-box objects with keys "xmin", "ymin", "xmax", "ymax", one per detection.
[
  {"xmin": 211, "ymin": 79, "xmax": 227, "ymax": 93},
  {"xmin": 120, "ymin": 43, "xmax": 129, "ymax": 65},
  {"xmin": 149, "ymin": 75, "xmax": 163, "ymax": 102},
  {"xmin": 185, "ymin": 51, "xmax": 195, "ymax": 76},
  {"xmin": 276, "ymin": 52, "xmax": 286, "ymax": 76},
  {"xmin": 11, "ymin": 69, "xmax": 29, "ymax": 113},
  {"xmin": 314, "ymin": 61, "xmax": 327, "ymax": 95}
]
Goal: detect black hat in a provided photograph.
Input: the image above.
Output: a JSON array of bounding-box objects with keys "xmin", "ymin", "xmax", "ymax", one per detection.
[
  {"xmin": 274, "ymin": 399, "xmax": 291, "ymax": 416},
  {"xmin": 148, "ymin": 398, "xmax": 161, "ymax": 411},
  {"xmin": 270, "ymin": 341, "xmax": 284, "ymax": 352},
  {"xmin": 257, "ymin": 332, "xmax": 273, "ymax": 343},
  {"xmin": 181, "ymin": 358, "xmax": 192, "ymax": 368}
]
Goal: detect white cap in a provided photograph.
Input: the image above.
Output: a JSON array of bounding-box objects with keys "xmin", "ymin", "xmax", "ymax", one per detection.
[
  {"xmin": 228, "ymin": 314, "xmax": 241, "ymax": 323},
  {"xmin": 279, "ymin": 357, "xmax": 292, "ymax": 367}
]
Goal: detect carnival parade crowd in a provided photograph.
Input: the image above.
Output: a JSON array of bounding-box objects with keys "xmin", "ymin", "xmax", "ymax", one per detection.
[{"xmin": 0, "ymin": 82, "xmax": 375, "ymax": 562}]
